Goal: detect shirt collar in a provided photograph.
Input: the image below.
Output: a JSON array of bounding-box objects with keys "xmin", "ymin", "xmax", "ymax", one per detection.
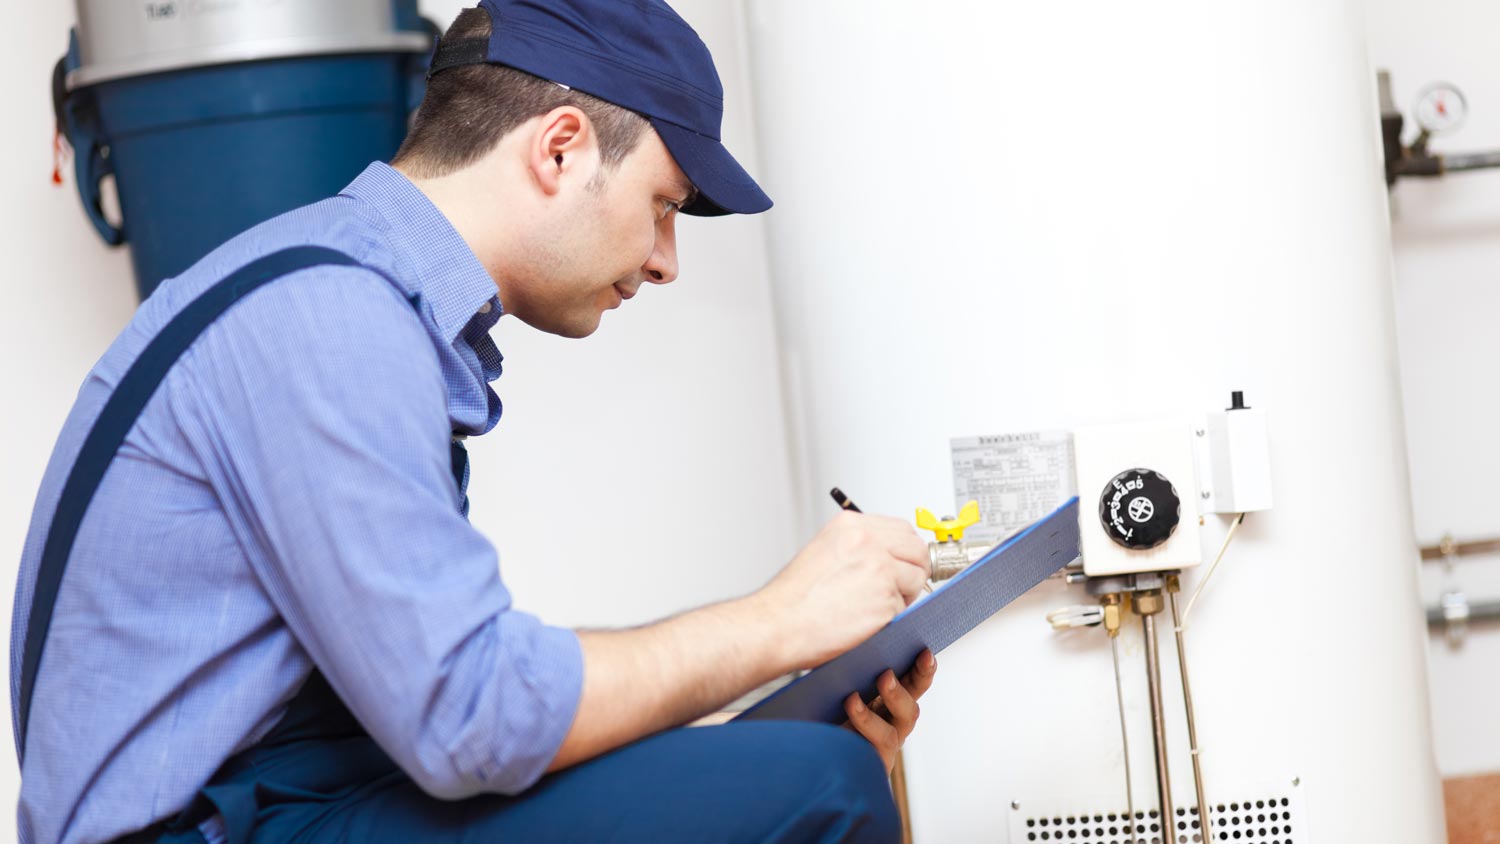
[{"xmin": 339, "ymin": 162, "xmax": 501, "ymax": 343}]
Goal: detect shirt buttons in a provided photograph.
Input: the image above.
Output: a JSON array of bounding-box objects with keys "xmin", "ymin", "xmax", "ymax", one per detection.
[{"xmin": 477, "ymin": 302, "xmax": 493, "ymax": 315}]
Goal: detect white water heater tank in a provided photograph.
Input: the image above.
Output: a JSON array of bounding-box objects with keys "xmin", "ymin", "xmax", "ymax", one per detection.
[{"xmin": 745, "ymin": 1, "xmax": 1445, "ymax": 841}]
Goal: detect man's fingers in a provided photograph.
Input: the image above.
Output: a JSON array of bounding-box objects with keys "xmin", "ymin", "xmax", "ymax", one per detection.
[
  {"xmin": 901, "ymin": 649, "xmax": 937, "ymax": 701},
  {"xmin": 896, "ymin": 562, "xmax": 929, "ymax": 604},
  {"xmin": 871, "ymin": 652, "xmax": 938, "ymax": 718},
  {"xmin": 891, "ymin": 532, "xmax": 933, "ymax": 578},
  {"xmin": 845, "ymin": 692, "xmax": 896, "ymax": 744},
  {"xmin": 844, "ymin": 692, "xmax": 897, "ymax": 771},
  {"xmin": 863, "ymin": 515, "xmax": 933, "ymax": 577},
  {"xmin": 877, "ymin": 670, "xmax": 920, "ymax": 742},
  {"xmin": 842, "ymin": 658, "xmax": 938, "ymax": 774}
]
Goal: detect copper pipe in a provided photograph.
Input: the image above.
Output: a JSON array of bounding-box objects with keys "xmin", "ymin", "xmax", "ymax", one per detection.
[
  {"xmin": 1169, "ymin": 586, "xmax": 1210, "ymax": 839},
  {"xmin": 1142, "ymin": 609, "xmax": 1174, "ymax": 832},
  {"xmin": 891, "ymin": 751, "xmax": 914, "ymax": 844}
]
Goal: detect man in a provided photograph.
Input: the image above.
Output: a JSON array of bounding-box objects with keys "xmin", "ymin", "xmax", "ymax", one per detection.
[{"xmin": 11, "ymin": 1, "xmax": 937, "ymax": 842}]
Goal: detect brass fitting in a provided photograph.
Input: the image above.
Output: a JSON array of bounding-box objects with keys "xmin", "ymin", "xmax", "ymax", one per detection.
[
  {"xmin": 1100, "ymin": 593, "xmax": 1124, "ymax": 638},
  {"xmin": 1440, "ymin": 533, "xmax": 1457, "ymax": 559},
  {"xmin": 1135, "ymin": 588, "xmax": 1165, "ymax": 617}
]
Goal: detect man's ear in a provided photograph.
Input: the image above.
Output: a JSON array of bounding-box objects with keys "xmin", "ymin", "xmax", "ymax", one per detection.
[{"xmin": 529, "ymin": 106, "xmax": 597, "ymax": 197}]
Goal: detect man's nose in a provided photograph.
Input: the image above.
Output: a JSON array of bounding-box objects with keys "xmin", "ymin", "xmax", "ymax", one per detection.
[{"xmin": 644, "ymin": 220, "xmax": 679, "ymax": 284}]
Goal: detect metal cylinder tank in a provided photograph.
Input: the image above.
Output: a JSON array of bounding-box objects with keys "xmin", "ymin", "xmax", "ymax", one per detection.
[
  {"xmin": 744, "ymin": 2, "xmax": 1445, "ymax": 842},
  {"xmin": 69, "ymin": 0, "xmax": 430, "ymax": 86}
]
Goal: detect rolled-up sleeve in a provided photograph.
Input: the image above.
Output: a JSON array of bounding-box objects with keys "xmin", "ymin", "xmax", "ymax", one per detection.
[{"xmin": 187, "ymin": 266, "xmax": 581, "ymax": 798}]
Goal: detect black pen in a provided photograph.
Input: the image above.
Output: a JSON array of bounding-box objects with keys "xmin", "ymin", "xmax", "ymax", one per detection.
[{"xmin": 829, "ymin": 487, "xmax": 862, "ymax": 513}]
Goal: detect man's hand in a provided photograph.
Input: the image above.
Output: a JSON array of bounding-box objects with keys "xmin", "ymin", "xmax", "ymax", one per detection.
[
  {"xmin": 549, "ymin": 511, "xmax": 930, "ymax": 774},
  {"xmin": 843, "ymin": 649, "xmax": 937, "ymax": 773},
  {"xmin": 761, "ymin": 511, "xmax": 931, "ymax": 669}
]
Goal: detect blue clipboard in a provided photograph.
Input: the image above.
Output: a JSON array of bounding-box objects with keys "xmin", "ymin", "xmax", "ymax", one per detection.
[{"xmin": 734, "ymin": 497, "xmax": 1081, "ymax": 724}]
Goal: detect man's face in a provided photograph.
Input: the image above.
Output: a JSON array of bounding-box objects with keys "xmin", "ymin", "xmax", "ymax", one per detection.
[{"xmin": 513, "ymin": 129, "xmax": 694, "ymax": 338}]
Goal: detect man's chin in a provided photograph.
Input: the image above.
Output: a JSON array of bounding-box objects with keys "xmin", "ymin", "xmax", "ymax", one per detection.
[
  {"xmin": 523, "ymin": 313, "xmax": 602, "ymax": 340},
  {"xmin": 559, "ymin": 322, "xmax": 601, "ymax": 339}
]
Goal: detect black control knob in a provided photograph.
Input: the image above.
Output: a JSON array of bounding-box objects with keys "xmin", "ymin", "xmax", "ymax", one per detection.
[{"xmin": 1098, "ymin": 468, "xmax": 1181, "ymax": 550}]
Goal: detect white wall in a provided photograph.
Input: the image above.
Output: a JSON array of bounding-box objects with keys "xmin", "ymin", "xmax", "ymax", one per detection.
[
  {"xmin": 1365, "ymin": 0, "xmax": 1500, "ymax": 779},
  {"xmin": 0, "ymin": 0, "xmax": 790, "ymax": 837},
  {"xmin": 0, "ymin": 1, "xmax": 140, "ymax": 834}
]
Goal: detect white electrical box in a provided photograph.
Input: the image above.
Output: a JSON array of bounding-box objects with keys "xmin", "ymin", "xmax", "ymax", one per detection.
[
  {"xmin": 1197, "ymin": 405, "xmax": 1274, "ymax": 514},
  {"xmin": 1074, "ymin": 420, "xmax": 1203, "ymax": 577}
]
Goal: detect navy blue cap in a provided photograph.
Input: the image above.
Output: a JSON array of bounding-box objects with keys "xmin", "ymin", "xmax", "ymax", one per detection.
[{"xmin": 433, "ymin": 0, "xmax": 772, "ymax": 216}]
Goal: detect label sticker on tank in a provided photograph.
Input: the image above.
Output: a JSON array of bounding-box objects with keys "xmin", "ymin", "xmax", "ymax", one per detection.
[{"xmin": 951, "ymin": 431, "xmax": 1076, "ymax": 545}]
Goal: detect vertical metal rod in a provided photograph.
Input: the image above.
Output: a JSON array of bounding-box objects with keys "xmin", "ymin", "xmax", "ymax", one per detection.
[
  {"xmin": 1169, "ymin": 589, "xmax": 1211, "ymax": 839},
  {"xmin": 1111, "ymin": 635, "xmax": 1140, "ymax": 844},
  {"xmin": 1142, "ymin": 612, "xmax": 1174, "ymax": 836},
  {"xmin": 890, "ymin": 750, "xmax": 914, "ymax": 844}
]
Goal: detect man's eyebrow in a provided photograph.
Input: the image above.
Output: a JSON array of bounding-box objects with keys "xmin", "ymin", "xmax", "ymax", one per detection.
[{"xmin": 676, "ymin": 179, "xmax": 699, "ymax": 205}]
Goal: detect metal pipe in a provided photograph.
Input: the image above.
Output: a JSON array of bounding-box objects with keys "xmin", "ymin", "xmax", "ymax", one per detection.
[
  {"xmin": 1141, "ymin": 608, "xmax": 1174, "ymax": 834},
  {"xmin": 1169, "ymin": 587, "xmax": 1210, "ymax": 840},
  {"xmin": 1393, "ymin": 149, "xmax": 1500, "ymax": 180},
  {"xmin": 1445, "ymin": 150, "xmax": 1500, "ymax": 172},
  {"xmin": 1418, "ymin": 535, "xmax": 1500, "ymax": 562},
  {"xmin": 1427, "ymin": 599, "xmax": 1500, "ymax": 626},
  {"xmin": 1111, "ymin": 634, "xmax": 1140, "ymax": 844},
  {"xmin": 890, "ymin": 750, "xmax": 914, "ymax": 844}
]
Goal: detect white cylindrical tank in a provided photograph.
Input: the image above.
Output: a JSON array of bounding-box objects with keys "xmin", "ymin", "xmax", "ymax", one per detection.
[{"xmin": 745, "ymin": 2, "xmax": 1444, "ymax": 842}]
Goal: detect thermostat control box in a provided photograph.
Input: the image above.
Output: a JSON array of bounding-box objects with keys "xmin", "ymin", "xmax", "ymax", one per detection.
[{"xmin": 1074, "ymin": 420, "xmax": 1204, "ymax": 577}]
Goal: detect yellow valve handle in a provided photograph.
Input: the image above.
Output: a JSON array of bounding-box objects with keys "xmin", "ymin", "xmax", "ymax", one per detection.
[{"xmin": 914, "ymin": 500, "xmax": 981, "ymax": 543}]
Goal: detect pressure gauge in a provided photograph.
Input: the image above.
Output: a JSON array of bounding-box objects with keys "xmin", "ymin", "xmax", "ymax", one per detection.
[{"xmin": 1414, "ymin": 82, "xmax": 1468, "ymax": 134}]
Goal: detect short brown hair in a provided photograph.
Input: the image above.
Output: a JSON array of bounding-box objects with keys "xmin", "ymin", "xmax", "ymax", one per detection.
[{"xmin": 392, "ymin": 8, "xmax": 650, "ymax": 179}]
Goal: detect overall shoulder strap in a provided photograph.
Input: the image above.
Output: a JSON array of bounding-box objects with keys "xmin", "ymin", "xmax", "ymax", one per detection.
[{"xmin": 17, "ymin": 246, "xmax": 360, "ymax": 761}]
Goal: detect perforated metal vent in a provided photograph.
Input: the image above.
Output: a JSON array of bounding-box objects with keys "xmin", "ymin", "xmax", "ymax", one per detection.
[{"xmin": 1007, "ymin": 791, "xmax": 1305, "ymax": 844}]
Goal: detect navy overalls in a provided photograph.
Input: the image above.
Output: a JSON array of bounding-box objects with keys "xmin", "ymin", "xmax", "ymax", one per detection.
[{"xmin": 18, "ymin": 249, "xmax": 900, "ymax": 844}]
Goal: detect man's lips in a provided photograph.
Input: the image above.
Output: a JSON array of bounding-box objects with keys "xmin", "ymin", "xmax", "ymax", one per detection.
[{"xmin": 613, "ymin": 282, "xmax": 637, "ymax": 301}]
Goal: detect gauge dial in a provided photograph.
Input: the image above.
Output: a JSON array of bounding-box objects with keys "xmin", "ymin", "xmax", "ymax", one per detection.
[{"xmin": 1414, "ymin": 82, "xmax": 1468, "ymax": 134}]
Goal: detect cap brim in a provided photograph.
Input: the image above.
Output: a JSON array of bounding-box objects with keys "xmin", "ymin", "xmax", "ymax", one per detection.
[{"xmin": 650, "ymin": 118, "xmax": 773, "ymax": 217}]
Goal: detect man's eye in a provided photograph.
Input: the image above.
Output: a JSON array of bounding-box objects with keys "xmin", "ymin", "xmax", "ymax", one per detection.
[{"xmin": 660, "ymin": 199, "xmax": 681, "ymax": 220}]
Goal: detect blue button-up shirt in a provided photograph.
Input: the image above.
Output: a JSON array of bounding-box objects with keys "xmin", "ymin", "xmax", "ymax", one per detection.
[{"xmin": 10, "ymin": 163, "xmax": 584, "ymax": 844}]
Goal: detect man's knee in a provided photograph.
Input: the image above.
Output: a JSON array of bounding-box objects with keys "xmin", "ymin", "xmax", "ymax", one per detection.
[{"xmin": 740, "ymin": 722, "xmax": 902, "ymax": 843}]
